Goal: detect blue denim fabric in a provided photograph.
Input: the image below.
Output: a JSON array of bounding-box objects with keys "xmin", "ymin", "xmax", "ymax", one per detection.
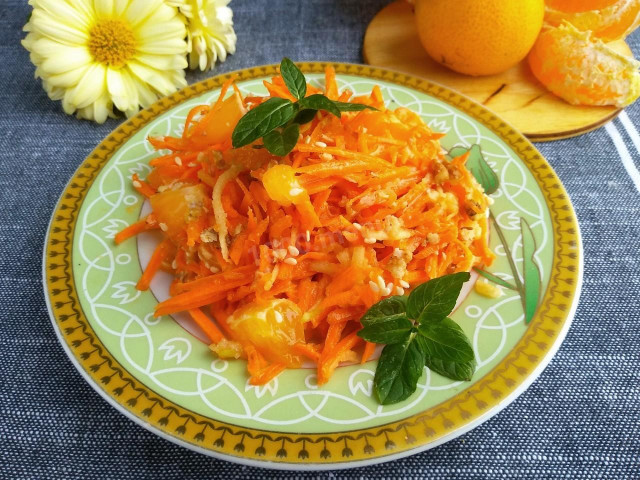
[{"xmin": 1, "ymin": 1, "xmax": 639, "ymax": 478}]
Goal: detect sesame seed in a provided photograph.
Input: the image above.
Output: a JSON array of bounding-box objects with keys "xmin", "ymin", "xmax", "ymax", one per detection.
[
  {"xmin": 395, "ymin": 286, "xmax": 405, "ymax": 296},
  {"xmin": 273, "ymin": 248, "xmax": 288, "ymax": 261},
  {"xmin": 377, "ymin": 275, "xmax": 386, "ymax": 290},
  {"xmin": 400, "ymin": 280, "xmax": 410, "ymax": 289},
  {"xmin": 289, "ymin": 187, "xmax": 304, "ymax": 196},
  {"xmin": 132, "ymin": 180, "xmax": 142, "ymax": 188},
  {"xmin": 284, "ymin": 257, "xmax": 297, "ymax": 265},
  {"xmin": 174, "ymin": 156, "xmax": 183, "ymax": 166},
  {"xmin": 288, "ymin": 245, "xmax": 300, "ymax": 256},
  {"xmin": 364, "ymin": 238, "xmax": 376, "ymax": 244},
  {"xmin": 315, "ymin": 141, "xmax": 327, "ymax": 148},
  {"xmin": 171, "ymin": 260, "xmax": 178, "ymax": 270},
  {"xmin": 188, "ymin": 162, "xmax": 197, "ymax": 167},
  {"xmin": 306, "ymin": 230, "xmax": 311, "ymax": 242},
  {"xmin": 298, "ymin": 134, "xmax": 303, "ymax": 141},
  {"xmin": 210, "ymin": 266, "xmax": 220, "ymax": 273},
  {"xmin": 305, "ymin": 136, "xmax": 311, "ymax": 144},
  {"xmin": 320, "ymin": 153, "xmax": 333, "ymax": 161},
  {"xmin": 352, "ymin": 222, "xmax": 362, "ymax": 230},
  {"xmin": 369, "ymin": 281, "xmax": 380, "ymax": 294},
  {"xmin": 159, "ymin": 223, "xmax": 168, "ymax": 232},
  {"xmin": 274, "ymin": 311, "xmax": 284, "ymax": 323}
]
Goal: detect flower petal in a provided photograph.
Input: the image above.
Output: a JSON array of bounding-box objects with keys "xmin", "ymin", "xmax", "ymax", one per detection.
[
  {"xmin": 107, "ymin": 68, "xmax": 138, "ymax": 112},
  {"xmin": 134, "ymin": 53, "xmax": 187, "ymax": 70},
  {"xmin": 93, "ymin": 0, "xmax": 114, "ymax": 18},
  {"xmin": 136, "ymin": 36, "xmax": 188, "ymax": 55},
  {"xmin": 30, "ymin": 10, "xmax": 88, "ymax": 45},
  {"xmin": 33, "ymin": 0, "xmax": 93, "ymax": 31},
  {"xmin": 124, "ymin": 0, "xmax": 165, "ymax": 28},
  {"xmin": 68, "ymin": 62, "xmax": 107, "ymax": 109},
  {"xmin": 47, "ymin": 65, "xmax": 90, "ymax": 88},
  {"xmin": 41, "ymin": 46, "xmax": 92, "ymax": 75}
]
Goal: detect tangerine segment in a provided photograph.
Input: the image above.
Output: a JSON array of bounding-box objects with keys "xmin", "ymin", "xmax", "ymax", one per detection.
[
  {"xmin": 545, "ymin": 0, "xmax": 640, "ymax": 41},
  {"xmin": 528, "ymin": 23, "xmax": 640, "ymax": 107},
  {"xmin": 545, "ymin": 0, "xmax": 619, "ymax": 13}
]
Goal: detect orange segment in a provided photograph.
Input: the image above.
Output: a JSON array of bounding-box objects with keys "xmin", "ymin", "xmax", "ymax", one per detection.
[
  {"xmin": 528, "ymin": 23, "xmax": 640, "ymax": 107},
  {"xmin": 546, "ymin": 0, "xmax": 618, "ymax": 13},
  {"xmin": 545, "ymin": 0, "xmax": 640, "ymax": 41}
]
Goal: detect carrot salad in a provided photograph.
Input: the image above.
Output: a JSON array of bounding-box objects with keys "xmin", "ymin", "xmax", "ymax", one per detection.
[{"xmin": 116, "ymin": 67, "xmax": 495, "ymax": 386}]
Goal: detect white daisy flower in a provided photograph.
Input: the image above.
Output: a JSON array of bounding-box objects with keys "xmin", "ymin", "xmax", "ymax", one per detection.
[
  {"xmin": 22, "ymin": 0, "xmax": 188, "ymax": 123},
  {"xmin": 171, "ymin": 0, "xmax": 237, "ymax": 71}
]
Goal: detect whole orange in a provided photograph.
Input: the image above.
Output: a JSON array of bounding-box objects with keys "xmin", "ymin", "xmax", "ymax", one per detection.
[{"xmin": 414, "ymin": 0, "xmax": 545, "ymax": 76}]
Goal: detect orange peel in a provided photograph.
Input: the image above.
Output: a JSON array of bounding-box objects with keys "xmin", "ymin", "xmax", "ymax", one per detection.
[{"xmin": 528, "ymin": 22, "xmax": 640, "ymax": 107}]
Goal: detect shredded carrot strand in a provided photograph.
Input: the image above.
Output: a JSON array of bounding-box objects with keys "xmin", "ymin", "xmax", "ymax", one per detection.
[
  {"xmin": 136, "ymin": 240, "xmax": 172, "ymax": 291},
  {"xmin": 188, "ymin": 308, "xmax": 225, "ymax": 344}
]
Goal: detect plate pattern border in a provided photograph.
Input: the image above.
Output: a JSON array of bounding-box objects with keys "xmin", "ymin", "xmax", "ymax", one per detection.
[{"xmin": 44, "ymin": 62, "xmax": 581, "ymax": 466}]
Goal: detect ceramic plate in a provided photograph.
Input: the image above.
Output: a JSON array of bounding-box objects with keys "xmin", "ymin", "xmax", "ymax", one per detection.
[{"xmin": 43, "ymin": 63, "xmax": 582, "ymax": 469}]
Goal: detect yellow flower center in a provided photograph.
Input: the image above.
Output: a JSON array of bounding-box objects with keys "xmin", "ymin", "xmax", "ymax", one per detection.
[{"xmin": 88, "ymin": 19, "xmax": 136, "ymax": 68}]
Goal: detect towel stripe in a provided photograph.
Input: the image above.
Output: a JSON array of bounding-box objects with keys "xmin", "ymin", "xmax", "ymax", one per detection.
[{"xmin": 605, "ymin": 121, "xmax": 640, "ymax": 194}]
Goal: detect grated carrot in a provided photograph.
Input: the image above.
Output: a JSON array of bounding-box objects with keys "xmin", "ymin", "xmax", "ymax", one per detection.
[{"xmin": 119, "ymin": 66, "xmax": 494, "ymax": 386}]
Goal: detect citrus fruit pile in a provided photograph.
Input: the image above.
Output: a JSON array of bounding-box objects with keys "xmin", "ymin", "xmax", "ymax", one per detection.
[{"xmin": 413, "ymin": 0, "xmax": 640, "ymax": 107}]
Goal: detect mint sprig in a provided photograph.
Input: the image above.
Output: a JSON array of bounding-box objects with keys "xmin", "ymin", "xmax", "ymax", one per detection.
[
  {"xmin": 357, "ymin": 272, "xmax": 475, "ymax": 405},
  {"xmin": 231, "ymin": 58, "xmax": 377, "ymax": 155}
]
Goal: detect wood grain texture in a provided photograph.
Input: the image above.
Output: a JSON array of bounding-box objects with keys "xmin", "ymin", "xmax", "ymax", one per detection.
[{"xmin": 363, "ymin": 0, "xmax": 632, "ymax": 141}]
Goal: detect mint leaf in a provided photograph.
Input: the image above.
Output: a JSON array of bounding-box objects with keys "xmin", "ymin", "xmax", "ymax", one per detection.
[
  {"xmin": 333, "ymin": 101, "xmax": 378, "ymax": 112},
  {"xmin": 417, "ymin": 318, "xmax": 474, "ymax": 363},
  {"xmin": 357, "ymin": 314, "xmax": 412, "ymax": 344},
  {"xmin": 294, "ymin": 108, "xmax": 318, "ymax": 125},
  {"xmin": 262, "ymin": 123, "xmax": 299, "ymax": 156},
  {"xmin": 280, "ymin": 58, "xmax": 307, "ymax": 100},
  {"xmin": 232, "ymin": 97, "xmax": 298, "ymax": 148},
  {"xmin": 298, "ymin": 94, "xmax": 341, "ymax": 118},
  {"xmin": 406, "ymin": 272, "xmax": 470, "ymax": 323},
  {"xmin": 424, "ymin": 354, "xmax": 476, "ymax": 381},
  {"xmin": 360, "ymin": 296, "xmax": 407, "ymax": 326},
  {"xmin": 374, "ymin": 334, "xmax": 425, "ymax": 405}
]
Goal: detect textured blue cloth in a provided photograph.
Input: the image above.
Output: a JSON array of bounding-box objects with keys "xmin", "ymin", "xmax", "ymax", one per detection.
[{"xmin": 2, "ymin": 1, "xmax": 639, "ymax": 478}]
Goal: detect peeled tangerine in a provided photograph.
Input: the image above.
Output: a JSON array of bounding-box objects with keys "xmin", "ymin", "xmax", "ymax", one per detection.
[
  {"xmin": 226, "ymin": 299, "xmax": 305, "ymax": 367},
  {"xmin": 528, "ymin": 22, "xmax": 640, "ymax": 107},
  {"xmin": 545, "ymin": 0, "xmax": 640, "ymax": 41}
]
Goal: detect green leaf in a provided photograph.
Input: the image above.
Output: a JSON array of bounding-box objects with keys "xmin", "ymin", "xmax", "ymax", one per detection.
[
  {"xmin": 424, "ymin": 354, "xmax": 476, "ymax": 381},
  {"xmin": 406, "ymin": 272, "xmax": 470, "ymax": 323},
  {"xmin": 360, "ymin": 296, "xmax": 408, "ymax": 326},
  {"xmin": 473, "ymin": 267, "xmax": 517, "ymax": 290},
  {"xmin": 280, "ymin": 58, "xmax": 307, "ymax": 100},
  {"xmin": 374, "ymin": 334, "xmax": 426, "ymax": 405},
  {"xmin": 521, "ymin": 218, "xmax": 542, "ymax": 323},
  {"xmin": 262, "ymin": 123, "xmax": 300, "ymax": 156},
  {"xmin": 294, "ymin": 108, "xmax": 318, "ymax": 125},
  {"xmin": 298, "ymin": 94, "xmax": 341, "ymax": 118},
  {"xmin": 357, "ymin": 314, "xmax": 413, "ymax": 344},
  {"xmin": 231, "ymin": 97, "xmax": 298, "ymax": 148},
  {"xmin": 417, "ymin": 318, "xmax": 474, "ymax": 363},
  {"xmin": 449, "ymin": 145, "xmax": 499, "ymax": 195},
  {"xmin": 333, "ymin": 101, "xmax": 378, "ymax": 112}
]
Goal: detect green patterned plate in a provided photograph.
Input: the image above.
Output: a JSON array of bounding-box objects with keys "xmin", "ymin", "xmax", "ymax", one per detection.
[{"xmin": 43, "ymin": 63, "xmax": 582, "ymax": 469}]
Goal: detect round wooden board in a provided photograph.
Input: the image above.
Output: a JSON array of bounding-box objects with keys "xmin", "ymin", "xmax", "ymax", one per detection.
[{"xmin": 363, "ymin": 1, "xmax": 631, "ymax": 141}]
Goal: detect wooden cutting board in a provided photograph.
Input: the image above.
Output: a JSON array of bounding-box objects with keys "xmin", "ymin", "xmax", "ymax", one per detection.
[{"xmin": 363, "ymin": 1, "xmax": 632, "ymax": 141}]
